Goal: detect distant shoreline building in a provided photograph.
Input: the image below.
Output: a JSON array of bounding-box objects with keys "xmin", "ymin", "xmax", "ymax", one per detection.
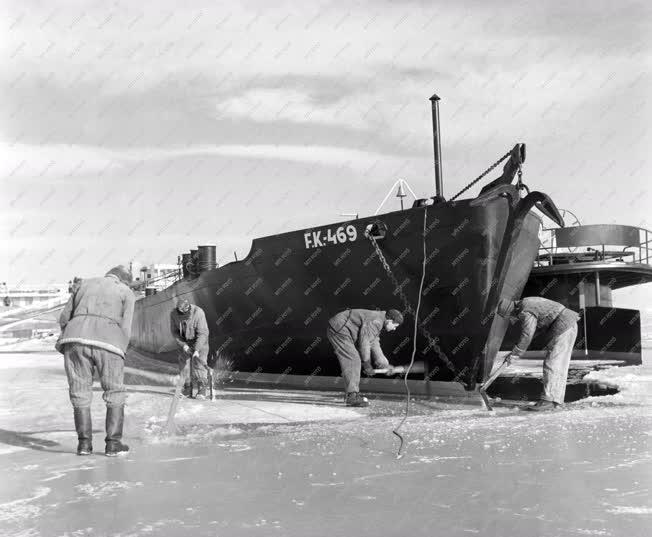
[
  {"xmin": 129, "ymin": 261, "xmax": 180, "ymax": 293},
  {"xmin": 1, "ymin": 282, "xmax": 69, "ymax": 309},
  {"xmin": 0, "ymin": 282, "xmax": 68, "ymax": 338}
]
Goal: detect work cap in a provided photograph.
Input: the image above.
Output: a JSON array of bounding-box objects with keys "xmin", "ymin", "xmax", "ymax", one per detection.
[
  {"xmin": 386, "ymin": 309, "xmax": 404, "ymax": 325},
  {"xmin": 497, "ymin": 298, "xmax": 516, "ymax": 318},
  {"xmin": 106, "ymin": 265, "xmax": 132, "ymax": 284},
  {"xmin": 177, "ymin": 298, "xmax": 191, "ymax": 314}
]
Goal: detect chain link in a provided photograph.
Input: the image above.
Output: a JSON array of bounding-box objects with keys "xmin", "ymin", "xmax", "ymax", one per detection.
[
  {"xmin": 365, "ymin": 232, "xmax": 462, "ymax": 379},
  {"xmin": 448, "ymin": 150, "xmax": 512, "ymax": 202},
  {"xmin": 363, "ymin": 147, "xmax": 518, "ymax": 385}
]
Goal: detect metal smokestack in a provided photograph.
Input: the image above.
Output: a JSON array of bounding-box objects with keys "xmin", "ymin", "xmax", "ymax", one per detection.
[
  {"xmin": 429, "ymin": 94, "xmax": 444, "ymax": 198},
  {"xmin": 181, "ymin": 253, "xmax": 191, "ymax": 278},
  {"xmin": 197, "ymin": 245, "xmax": 217, "ymax": 272}
]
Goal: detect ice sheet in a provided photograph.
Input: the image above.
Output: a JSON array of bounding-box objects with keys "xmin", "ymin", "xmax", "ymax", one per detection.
[{"xmin": 0, "ymin": 351, "xmax": 650, "ymax": 537}]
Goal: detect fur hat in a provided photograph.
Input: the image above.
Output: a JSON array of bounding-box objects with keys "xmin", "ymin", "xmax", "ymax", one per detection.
[
  {"xmin": 386, "ymin": 309, "xmax": 404, "ymax": 325},
  {"xmin": 176, "ymin": 298, "xmax": 191, "ymax": 314},
  {"xmin": 106, "ymin": 265, "xmax": 132, "ymax": 284}
]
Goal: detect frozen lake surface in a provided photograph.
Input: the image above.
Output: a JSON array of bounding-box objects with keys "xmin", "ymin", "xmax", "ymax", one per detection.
[{"xmin": 0, "ymin": 351, "xmax": 650, "ymax": 537}]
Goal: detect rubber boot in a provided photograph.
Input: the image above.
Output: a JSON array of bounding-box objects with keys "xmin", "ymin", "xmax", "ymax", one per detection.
[
  {"xmin": 105, "ymin": 405, "xmax": 130, "ymax": 457},
  {"xmin": 345, "ymin": 392, "xmax": 369, "ymax": 407},
  {"xmin": 74, "ymin": 407, "xmax": 93, "ymax": 456},
  {"xmin": 525, "ymin": 400, "xmax": 560, "ymax": 412},
  {"xmin": 182, "ymin": 383, "xmax": 193, "ymax": 398},
  {"xmin": 195, "ymin": 382, "xmax": 207, "ymax": 400}
]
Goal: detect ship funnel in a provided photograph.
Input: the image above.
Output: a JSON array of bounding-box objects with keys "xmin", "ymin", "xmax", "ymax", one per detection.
[
  {"xmin": 197, "ymin": 245, "xmax": 217, "ymax": 272},
  {"xmin": 189, "ymin": 249, "xmax": 198, "ymax": 277},
  {"xmin": 429, "ymin": 94, "xmax": 444, "ymax": 199},
  {"xmin": 181, "ymin": 253, "xmax": 192, "ymax": 278}
]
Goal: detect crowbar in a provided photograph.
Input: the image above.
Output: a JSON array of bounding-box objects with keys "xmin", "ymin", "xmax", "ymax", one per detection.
[
  {"xmin": 373, "ymin": 361, "xmax": 426, "ymax": 375},
  {"xmin": 478, "ymin": 354, "xmax": 513, "ymax": 410},
  {"xmin": 208, "ymin": 367, "xmax": 215, "ymax": 401}
]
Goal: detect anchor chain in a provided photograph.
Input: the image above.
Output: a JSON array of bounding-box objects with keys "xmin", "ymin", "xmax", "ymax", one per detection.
[
  {"xmin": 365, "ymin": 231, "xmax": 463, "ymax": 381},
  {"xmin": 448, "ymin": 150, "xmax": 512, "ymax": 202}
]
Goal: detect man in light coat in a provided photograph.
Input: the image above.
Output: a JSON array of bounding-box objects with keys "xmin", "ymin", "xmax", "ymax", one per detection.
[
  {"xmin": 327, "ymin": 308, "xmax": 403, "ymax": 407},
  {"xmin": 57, "ymin": 265, "xmax": 135, "ymax": 456},
  {"xmin": 498, "ymin": 296, "xmax": 579, "ymax": 411},
  {"xmin": 170, "ymin": 298, "xmax": 210, "ymax": 399}
]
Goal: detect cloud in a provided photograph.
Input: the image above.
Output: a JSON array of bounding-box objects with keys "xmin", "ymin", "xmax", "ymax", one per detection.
[
  {"xmin": 2, "ymin": 0, "xmax": 650, "ymax": 284},
  {"xmin": 0, "ymin": 140, "xmax": 405, "ymax": 181},
  {"xmin": 0, "ymin": 142, "xmax": 119, "ymax": 181},
  {"xmin": 1, "ymin": 71, "xmax": 417, "ymax": 155},
  {"xmin": 215, "ymin": 88, "xmax": 366, "ymax": 127},
  {"xmin": 180, "ymin": 143, "xmax": 394, "ymax": 172}
]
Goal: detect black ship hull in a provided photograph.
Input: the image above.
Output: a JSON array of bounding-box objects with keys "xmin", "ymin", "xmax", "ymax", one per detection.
[{"xmin": 129, "ymin": 193, "xmax": 543, "ymax": 388}]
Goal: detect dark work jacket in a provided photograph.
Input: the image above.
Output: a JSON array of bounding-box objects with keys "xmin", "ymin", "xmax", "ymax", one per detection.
[
  {"xmin": 328, "ymin": 309, "xmax": 389, "ymax": 367},
  {"xmin": 170, "ymin": 304, "xmax": 209, "ymax": 356},
  {"xmin": 512, "ymin": 297, "xmax": 579, "ymax": 356}
]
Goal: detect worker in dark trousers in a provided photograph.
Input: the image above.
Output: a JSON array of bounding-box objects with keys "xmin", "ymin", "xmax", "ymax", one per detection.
[
  {"xmin": 57, "ymin": 265, "xmax": 135, "ymax": 456},
  {"xmin": 170, "ymin": 298, "xmax": 210, "ymax": 399},
  {"xmin": 327, "ymin": 309, "xmax": 403, "ymax": 407},
  {"xmin": 497, "ymin": 297, "xmax": 580, "ymax": 411}
]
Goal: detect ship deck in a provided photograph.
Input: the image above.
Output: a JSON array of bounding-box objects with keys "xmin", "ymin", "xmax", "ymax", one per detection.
[
  {"xmin": 532, "ymin": 223, "xmax": 652, "ymax": 289},
  {"xmin": 530, "ymin": 261, "xmax": 652, "ymax": 289}
]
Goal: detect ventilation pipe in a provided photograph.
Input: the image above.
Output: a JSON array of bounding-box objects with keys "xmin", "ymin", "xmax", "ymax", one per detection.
[{"xmin": 429, "ymin": 93, "xmax": 444, "ymax": 199}]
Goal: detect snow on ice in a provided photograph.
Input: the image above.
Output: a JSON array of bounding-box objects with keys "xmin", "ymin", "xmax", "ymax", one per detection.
[{"xmin": 0, "ymin": 347, "xmax": 650, "ymax": 536}]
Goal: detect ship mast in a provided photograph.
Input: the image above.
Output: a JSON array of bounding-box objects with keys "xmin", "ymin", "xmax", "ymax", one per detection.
[{"xmin": 430, "ymin": 93, "xmax": 444, "ymax": 199}]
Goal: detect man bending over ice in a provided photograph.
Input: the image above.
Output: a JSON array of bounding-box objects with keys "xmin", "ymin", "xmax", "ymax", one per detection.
[
  {"xmin": 497, "ymin": 297, "xmax": 579, "ymax": 411},
  {"xmin": 327, "ymin": 308, "xmax": 403, "ymax": 407}
]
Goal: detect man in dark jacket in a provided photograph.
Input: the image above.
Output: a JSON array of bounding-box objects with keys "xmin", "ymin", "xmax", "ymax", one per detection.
[
  {"xmin": 327, "ymin": 308, "xmax": 403, "ymax": 407},
  {"xmin": 170, "ymin": 298, "xmax": 210, "ymax": 399},
  {"xmin": 57, "ymin": 265, "xmax": 135, "ymax": 456},
  {"xmin": 498, "ymin": 296, "xmax": 579, "ymax": 411}
]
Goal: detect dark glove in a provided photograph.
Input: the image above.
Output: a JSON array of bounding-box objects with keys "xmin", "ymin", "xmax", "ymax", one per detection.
[{"xmin": 362, "ymin": 361, "xmax": 375, "ymax": 377}]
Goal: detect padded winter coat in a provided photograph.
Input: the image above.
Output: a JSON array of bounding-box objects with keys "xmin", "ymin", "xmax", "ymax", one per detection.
[{"xmin": 57, "ymin": 274, "xmax": 136, "ymax": 358}]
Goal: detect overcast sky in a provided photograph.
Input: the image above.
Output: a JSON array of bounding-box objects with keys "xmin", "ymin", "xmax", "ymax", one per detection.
[{"xmin": 1, "ymin": 1, "xmax": 651, "ymax": 307}]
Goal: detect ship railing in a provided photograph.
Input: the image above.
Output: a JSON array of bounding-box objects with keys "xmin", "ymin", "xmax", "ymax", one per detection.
[{"xmin": 535, "ymin": 225, "xmax": 651, "ymax": 268}]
